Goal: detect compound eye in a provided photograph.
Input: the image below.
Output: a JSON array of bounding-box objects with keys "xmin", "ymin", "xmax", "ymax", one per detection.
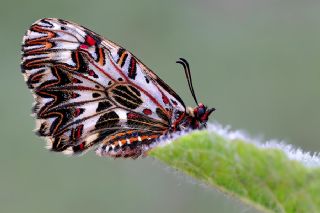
[{"xmin": 197, "ymin": 107, "xmax": 205, "ymax": 117}]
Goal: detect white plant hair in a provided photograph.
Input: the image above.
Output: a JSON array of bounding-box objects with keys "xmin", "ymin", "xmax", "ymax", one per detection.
[{"xmin": 153, "ymin": 122, "xmax": 320, "ymax": 168}]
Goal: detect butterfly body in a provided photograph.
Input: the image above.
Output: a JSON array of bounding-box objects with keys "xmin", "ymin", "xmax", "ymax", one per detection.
[{"xmin": 21, "ymin": 18, "xmax": 214, "ymax": 158}]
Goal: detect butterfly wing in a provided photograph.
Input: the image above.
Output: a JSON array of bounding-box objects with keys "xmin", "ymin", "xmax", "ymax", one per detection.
[{"xmin": 21, "ymin": 18, "xmax": 185, "ymax": 157}]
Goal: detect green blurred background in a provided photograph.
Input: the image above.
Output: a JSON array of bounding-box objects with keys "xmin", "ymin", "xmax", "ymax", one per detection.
[{"xmin": 1, "ymin": 0, "xmax": 320, "ymax": 212}]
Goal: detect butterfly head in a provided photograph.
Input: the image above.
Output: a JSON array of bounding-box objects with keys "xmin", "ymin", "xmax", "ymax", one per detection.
[
  {"xmin": 185, "ymin": 103, "xmax": 215, "ymax": 129},
  {"xmin": 193, "ymin": 103, "xmax": 215, "ymax": 123}
]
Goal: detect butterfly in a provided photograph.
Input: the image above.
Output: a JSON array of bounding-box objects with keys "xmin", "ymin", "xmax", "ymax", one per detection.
[{"xmin": 21, "ymin": 18, "xmax": 215, "ymax": 158}]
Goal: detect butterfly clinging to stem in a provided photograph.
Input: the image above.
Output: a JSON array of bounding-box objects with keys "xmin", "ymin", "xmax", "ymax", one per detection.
[{"xmin": 21, "ymin": 18, "xmax": 215, "ymax": 158}]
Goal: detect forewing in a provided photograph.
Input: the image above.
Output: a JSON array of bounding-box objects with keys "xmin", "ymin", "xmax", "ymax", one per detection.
[{"xmin": 21, "ymin": 18, "xmax": 183, "ymax": 157}]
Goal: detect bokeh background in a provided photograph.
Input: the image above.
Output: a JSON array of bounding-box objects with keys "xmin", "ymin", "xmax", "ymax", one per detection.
[{"xmin": 1, "ymin": 0, "xmax": 320, "ymax": 212}]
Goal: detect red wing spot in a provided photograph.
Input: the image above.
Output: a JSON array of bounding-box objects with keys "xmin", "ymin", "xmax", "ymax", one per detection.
[
  {"xmin": 127, "ymin": 112, "xmax": 140, "ymax": 119},
  {"xmin": 172, "ymin": 100, "xmax": 178, "ymax": 106},
  {"xmin": 162, "ymin": 95, "xmax": 169, "ymax": 104},
  {"xmin": 86, "ymin": 35, "xmax": 96, "ymax": 46},
  {"xmin": 76, "ymin": 124, "xmax": 84, "ymax": 139},
  {"xmin": 80, "ymin": 44, "xmax": 89, "ymax": 49},
  {"xmin": 143, "ymin": 109, "xmax": 152, "ymax": 115},
  {"xmin": 74, "ymin": 108, "xmax": 81, "ymax": 117},
  {"xmin": 88, "ymin": 70, "xmax": 95, "ymax": 76},
  {"xmin": 71, "ymin": 92, "xmax": 80, "ymax": 99},
  {"xmin": 72, "ymin": 78, "xmax": 82, "ymax": 83},
  {"xmin": 79, "ymin": 142, "xmax": 85, "ymax": 150}
]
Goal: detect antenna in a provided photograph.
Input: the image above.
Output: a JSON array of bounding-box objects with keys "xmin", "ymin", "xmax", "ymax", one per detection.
[{"xmin": 176, "ymin": 58, "xmax": 199, "ymax": 105}]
